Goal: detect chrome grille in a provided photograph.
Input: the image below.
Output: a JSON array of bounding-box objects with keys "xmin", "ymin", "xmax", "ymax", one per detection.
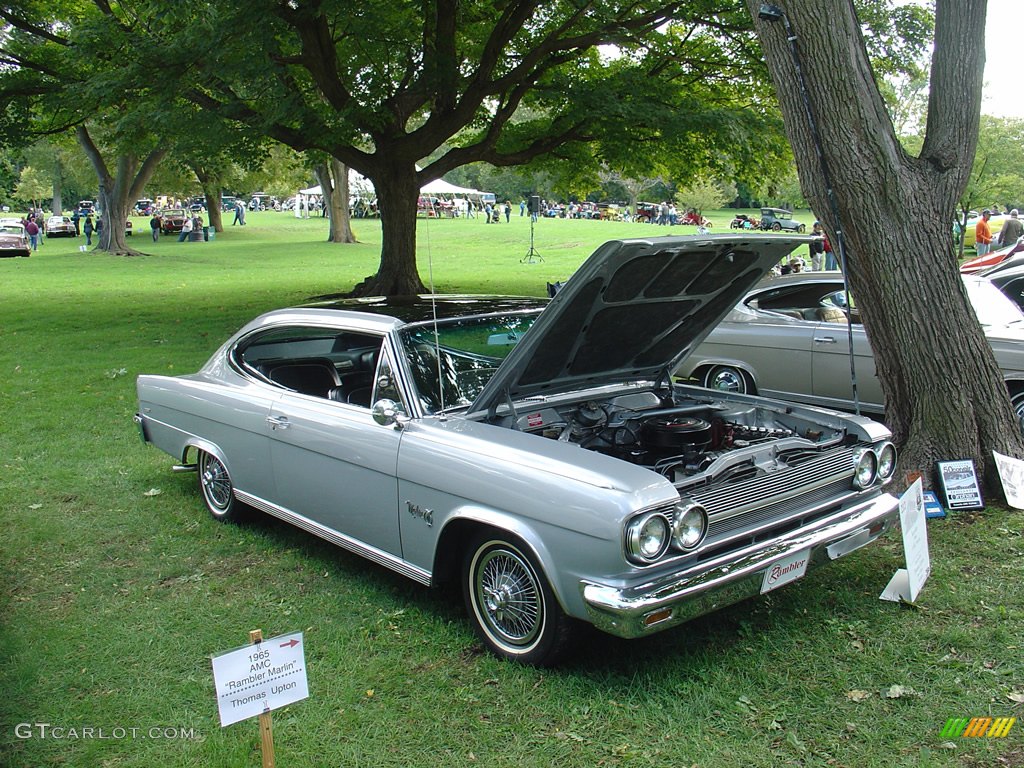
[{"xmin": 678, "ymin": 444, "xmax": 858, "ymax": 545}]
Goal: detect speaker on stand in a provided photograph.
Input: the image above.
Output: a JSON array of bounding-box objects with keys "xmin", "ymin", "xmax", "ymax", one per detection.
[{"xmin": 523, "ymin": 196, "xmax": 544, "ymax": 263}]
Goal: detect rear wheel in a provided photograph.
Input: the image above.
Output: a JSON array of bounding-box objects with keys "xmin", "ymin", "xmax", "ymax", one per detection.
[
  {"xmin": 197, "ymin": 450, "xmax": 240, "ymax": 521},
  {"xmin": 1012, "ymin": 391, "xmax": 1024, "ymax": 434},
  {"xmin": 703, "ymin": 365, "xmax": 751, "ymax": 394},
  {"xmin": 463, "ymin": 533, "xmax": 574, "ymax": 666},
  {"xmin": 772, "ymin": 222, "xmax": 782, "ymax": 231}
]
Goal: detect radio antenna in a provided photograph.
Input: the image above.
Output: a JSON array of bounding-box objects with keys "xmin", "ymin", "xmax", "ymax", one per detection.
[{"xmin": 423, "ymin": 213, "xmax": 447, "ymax": 417}]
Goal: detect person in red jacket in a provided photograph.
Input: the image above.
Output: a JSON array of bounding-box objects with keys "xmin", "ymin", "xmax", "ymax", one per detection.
[{"xmin": 24, "ymin": 216, "xmax": 40, "ymax": 251}]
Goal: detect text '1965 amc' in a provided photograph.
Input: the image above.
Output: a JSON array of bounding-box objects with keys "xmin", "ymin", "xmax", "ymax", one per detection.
[{"xmin": 136, "ymin": 234, "xmax": 899, "ymax": 665}]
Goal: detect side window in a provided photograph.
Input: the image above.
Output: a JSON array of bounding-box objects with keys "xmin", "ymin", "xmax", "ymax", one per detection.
[{"xmin": 233, "ymin": 325, "xmax": 385, "ymax": 403}]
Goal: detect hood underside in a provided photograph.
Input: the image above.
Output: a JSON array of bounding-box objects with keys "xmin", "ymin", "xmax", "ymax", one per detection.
[{"xmin": 469, "ymin": 233, "xmax": 806, "ymax": 417}]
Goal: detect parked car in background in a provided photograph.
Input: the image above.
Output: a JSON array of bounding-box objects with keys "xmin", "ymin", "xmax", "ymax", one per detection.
[
  {"xmin": 960, "ymin": 242, "xmax": 1019, "ymax": 273},
  {"xmin": 136, "ymin": 234, "xmax": 900, "ymax": 666},
  {"xmin": 679, "ymin": 271, "xmax": 1024, "ymax": 429},
  {"xmin": 758, "ymin": 208, "xmax": 807, "ymax": 233},
  {"xmin": 159, "ymin": 209, "xmax": 187, "ymax": 234},
  {"xmin": 0, "ymin": 222, "xmax": 30, "ymax": 256},
  {"xmin": 633, "ymin": 202, "xmax": 659, "ymax": 223},
  {"xmin": 45, "ymin": 215, "xmax": 76, "ymax": 237},
  {"xmin": 986, "ymin": 262, "xmax": 1024, "ymax": 315},
  {"xmin": 77, "ymin": 200, "xmax": 95, "ymax": 214}
]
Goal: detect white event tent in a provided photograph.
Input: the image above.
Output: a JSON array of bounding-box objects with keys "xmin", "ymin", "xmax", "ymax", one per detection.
[{"xmin": 295, "ymin": 174, "xmax": 491, "ymax": 218}]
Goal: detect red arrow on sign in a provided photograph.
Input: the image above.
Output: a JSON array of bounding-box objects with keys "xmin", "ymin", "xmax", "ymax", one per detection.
[{"xmin": 280, "ymin": 639, "xmax": 300, "ymax": 649}]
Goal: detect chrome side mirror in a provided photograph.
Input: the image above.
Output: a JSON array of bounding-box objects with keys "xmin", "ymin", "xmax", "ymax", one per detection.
[{"xmin": 371, "ymin": 399, "xmax": 408, "ymax": 429}]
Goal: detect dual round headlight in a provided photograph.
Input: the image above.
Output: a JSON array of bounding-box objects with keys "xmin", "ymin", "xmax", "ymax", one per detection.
[
  {"xmin": 625, "ymin": 512, "xmax": 670, "ymax": 563},
  {"xmin": 625, "ymin": 501, "xmax": 708, "ymax": 565},
  {"xmin": 673, "ymin": 501, "xmax": 709, "ymax": 550},
  {"xmin": 852, "ymin": 442, "xmax": 897, "ymax": 489}
]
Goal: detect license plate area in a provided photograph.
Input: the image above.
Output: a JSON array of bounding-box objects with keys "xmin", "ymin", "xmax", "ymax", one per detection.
[{"xmin": 760, "ymin": 548, "xmax": 810, "ymax": 594}]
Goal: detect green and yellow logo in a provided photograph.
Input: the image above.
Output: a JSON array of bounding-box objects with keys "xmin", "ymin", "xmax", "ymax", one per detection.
[{"xmin": 941, "ymin": 717, "xmax": 1016, "ymax": 738}]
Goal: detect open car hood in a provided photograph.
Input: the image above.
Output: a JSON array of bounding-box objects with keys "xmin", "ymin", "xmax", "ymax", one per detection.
[{"xmin": 469, "ymin": 233, "xmax": 805, "ymax": 417}]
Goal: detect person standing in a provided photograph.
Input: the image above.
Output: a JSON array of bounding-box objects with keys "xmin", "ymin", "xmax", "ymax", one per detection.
[
  {"xmin": 808, "ymin": 222, "xmax": 825, "ymax": 270},
  {"xmin": 24, "ymin": 216, "xmax": 40, "ymax": 251},
  {"xmin": 823, "ymin": 231, "xmax": 837, "ymax": 270},
  {"xmin": 975, "ymin": 209, "xmax": 994, "ymax": 256},
  {"xmin": 178, "ymin": 215, "xmax": 193, "ymax": 242},
  {"xmin": 71, "ymin": 209, "xmax": 81, "ymax": 236},
  {"xmin": 149, "ymin": 213, "xmax": 162, "ymax": 242},
  {"xmin": 998, "ymin": 209, "xmax": 1023, "ymax": 248},
  {"xmin": 504, "ymin": 201, "xmax": 511, "ymax": 223},
  {"xmin": 83, "ymin": 214, "xmax": 94, "ymax": 246}
]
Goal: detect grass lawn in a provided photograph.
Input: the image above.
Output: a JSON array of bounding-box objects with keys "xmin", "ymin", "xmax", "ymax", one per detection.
[{"xmin": 1, "ymin": 210, "xmax": 1021, "ymax": 767}]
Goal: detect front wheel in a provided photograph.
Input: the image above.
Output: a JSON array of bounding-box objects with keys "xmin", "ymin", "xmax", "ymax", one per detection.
[
  {"xmin": 197, "ymin": 450, "xmax": 241, "ymax": 522},
  {"xmin": 703, "ymin": 365, "xmax": 751, "ymax": 394},
  {"xmin": 463, "ymin": 533, "xmax": 574, "ymax": 666}
]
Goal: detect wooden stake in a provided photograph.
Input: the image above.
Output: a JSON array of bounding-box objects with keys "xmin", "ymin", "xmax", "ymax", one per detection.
[{"xmin": 249, "ymin": 629, "xmax": 275, "ymax": 768}]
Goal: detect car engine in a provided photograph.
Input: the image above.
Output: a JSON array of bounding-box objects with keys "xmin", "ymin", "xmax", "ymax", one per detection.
[{"xmin": 513, "ymin": 388, "xmax": 847, "ymax": 483}]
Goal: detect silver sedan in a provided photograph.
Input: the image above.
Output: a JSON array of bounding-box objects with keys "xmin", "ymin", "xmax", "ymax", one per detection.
[{"xmin": 680, "ymin": 272, "xmax": 1024, "ymax": 425}]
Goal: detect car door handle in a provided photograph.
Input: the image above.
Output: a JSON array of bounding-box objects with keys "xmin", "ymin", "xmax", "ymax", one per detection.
[
  {"xmin": 814, "ymin": 336, "xmax": 837, "ymax": 344},
  {"xmin": 266, "ymin": 415, "xmax": 290, "ymax": 430}
]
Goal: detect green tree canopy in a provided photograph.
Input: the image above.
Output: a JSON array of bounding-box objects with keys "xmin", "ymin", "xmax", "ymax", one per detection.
[{"xmin": 117, "ymin": 0, "xmax": 786, "ymax": 294}]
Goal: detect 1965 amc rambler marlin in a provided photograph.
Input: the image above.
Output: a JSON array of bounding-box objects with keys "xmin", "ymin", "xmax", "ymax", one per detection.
[{"xmin": 136, "ymin": 234, "xmax": 899, "ymax": 665}]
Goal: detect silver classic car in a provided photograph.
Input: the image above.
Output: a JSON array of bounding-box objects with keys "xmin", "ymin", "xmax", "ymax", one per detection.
[
  {"xmin": 136, "ymin": 234, "xmax": 900, "ymax": 665},
  {"xmin": 679, "ymin": 271, "xmax": 1024, "ymax": 428}
]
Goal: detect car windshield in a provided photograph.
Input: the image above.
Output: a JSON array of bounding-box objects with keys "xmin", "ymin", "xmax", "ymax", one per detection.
[
  {"xmin": 965, "ymin": 276, "xmax": 1024, "ymax": 327},
  {"xmin": 399, "ymin": 312, "xmax": 541, "ymax": 413}
]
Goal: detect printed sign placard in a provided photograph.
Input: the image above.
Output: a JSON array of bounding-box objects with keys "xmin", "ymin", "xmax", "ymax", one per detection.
[
  {"xmin": 881, "ymin": 479, "xmax": 931, "ymax": 603},
  {"xmin": 211, "ymin": 631, "xmax": 308, "ymax": 727},
  {"xmin": 936, "ymin": 459, "xmax": 983, "ymax": 510},
  {"xmin": 993, "ymin": 450, "xmax": 1024, "ymax": 510}
]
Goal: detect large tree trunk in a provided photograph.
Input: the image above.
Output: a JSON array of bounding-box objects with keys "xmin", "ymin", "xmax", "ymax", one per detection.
[
  {"xmin": 76, "ymin": 126, "xmax": 165, "ymax": 256},
  {"xmin": 314, "ymin": 159, "xmax": 357, "ymax": 244},
  {"xmin": 350, "ymin": 166, "xmax": 426, "ymax": 296},
  {"xmin": 193, "ymin": 167, "xmax": 224, "ymax": 232},
  {"xmin": 52, "ymin": 155, "xmax": 64, "ymax": 216},
  {"xmin": 750, "ymin": 0, "xmax": 1024, "ymax": 496}
]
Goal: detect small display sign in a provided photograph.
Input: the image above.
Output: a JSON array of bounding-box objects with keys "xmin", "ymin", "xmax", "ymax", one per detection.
[
  {"xmin": 881, "ymin": 479, "xmax": 931, "ymax": 603},
  {"xmin": 936, "ymin": 459, "xmax": 984, "ymax": 510},
  {"xmin": 211, "ymin": 631, "xmax": 309, "ymax": 727}
]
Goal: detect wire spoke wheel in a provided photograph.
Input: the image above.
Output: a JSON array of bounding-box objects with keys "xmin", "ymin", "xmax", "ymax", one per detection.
[
  {"xmin": 198, "ymin": 450, "xmax": 237, "ymax": 520},
  {"xmin": 463, "ymin": 534, "xmax": 574, "ymax": 665},
  {"xmin": 475, "ymin": 548, "xmax": 542, "ymax": 646}
]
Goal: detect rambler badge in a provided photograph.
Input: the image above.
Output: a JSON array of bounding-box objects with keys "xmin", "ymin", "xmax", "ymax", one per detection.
[{"xmin": 761, "ymin": 549, "xmax": 810, "ymax": 593}]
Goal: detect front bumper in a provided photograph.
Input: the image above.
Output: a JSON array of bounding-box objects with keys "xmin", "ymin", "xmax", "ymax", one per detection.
[{"xmin": 581, "ymin": 492, "xmax": 899, "ymax": 639}]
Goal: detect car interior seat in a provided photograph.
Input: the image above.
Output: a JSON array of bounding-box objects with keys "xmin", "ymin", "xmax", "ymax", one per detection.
[
  {"xmin": 268, "ymin": 359, "xmax": 341, "ymax": 397},
  {"xmin": 816, "ymin": 307, "xmax": 847, "ymax": 323}
]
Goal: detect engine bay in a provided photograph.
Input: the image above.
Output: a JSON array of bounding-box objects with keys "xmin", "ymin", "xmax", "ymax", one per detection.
[{"xmin": 511, "ymin": 388, "xmax": 848, "ymax": 481}]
